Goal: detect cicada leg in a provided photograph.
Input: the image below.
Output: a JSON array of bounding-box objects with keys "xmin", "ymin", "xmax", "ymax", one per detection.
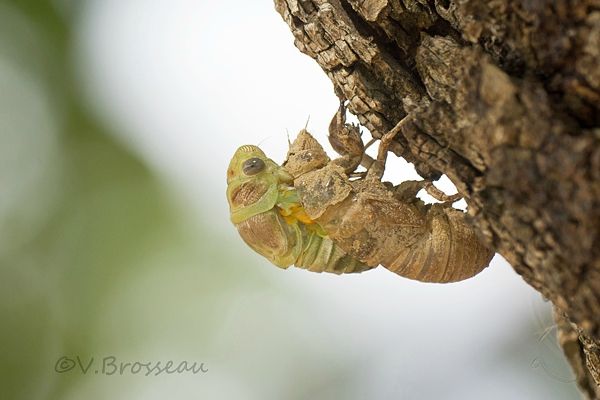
[
  {"xmin": 328, "ymin": 101, "xmax": 379, "ymax": 175},
  {"xmin": 422, "ymin": 182, "xmax": 463, "ymax": 205},
  {"xmin": 347, "ymin": 138, "xmax": 377, "ymax": 180},
  {"xmin": 366, "ymin": 116, "xmax": 463, "ymax": 204},
  {"xmin": 393, "ymin": 180, "xmax": 426, "ymax": 199},
  {"xmin": 366, "ymin": 115, "xmax": 412, "ymax": 180}
]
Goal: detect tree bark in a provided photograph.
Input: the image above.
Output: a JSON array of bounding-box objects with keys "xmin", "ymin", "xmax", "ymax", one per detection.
[{"xmin": 274, "ymin": 0, "xmax": 600, "ymax": 397}]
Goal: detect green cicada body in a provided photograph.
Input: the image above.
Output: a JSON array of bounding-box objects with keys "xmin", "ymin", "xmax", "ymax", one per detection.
[{"xmin": 226, "ymin": 144, "xmax": 372, "ymax": 274}]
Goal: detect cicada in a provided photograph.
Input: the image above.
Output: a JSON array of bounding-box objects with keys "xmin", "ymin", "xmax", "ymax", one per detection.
[{"xmin": 226, "ymin": 104, "xmax": 494, "ymax": 283}]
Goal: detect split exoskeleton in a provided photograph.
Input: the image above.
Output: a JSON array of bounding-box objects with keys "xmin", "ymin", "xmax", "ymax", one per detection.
[{"xmin": 227, "ymin": 103, "xmax": 494, "ymax": 283}]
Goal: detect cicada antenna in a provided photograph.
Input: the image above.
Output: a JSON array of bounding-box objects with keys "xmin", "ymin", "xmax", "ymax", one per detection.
[{"xmin": 257, "ymin": 136, "xmax": 271, "ymax": 147}]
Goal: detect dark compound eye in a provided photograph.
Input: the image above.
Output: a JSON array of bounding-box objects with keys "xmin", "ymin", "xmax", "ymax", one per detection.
[{"xmin": 242, "ymin": 157, "xmax": 265, "ymax": 176}]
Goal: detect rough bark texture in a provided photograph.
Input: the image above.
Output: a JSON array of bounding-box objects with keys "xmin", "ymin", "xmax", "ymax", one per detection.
[{"xmin": 274, "ymin": 0, "xmax": 600, "ymax": 397}]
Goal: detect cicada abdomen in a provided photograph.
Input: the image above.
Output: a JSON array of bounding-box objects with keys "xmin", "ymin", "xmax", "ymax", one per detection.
[
  {"xmin": 383, "ymin": 204, "xmax": 494, "ymax": 282},
  {"xmin": 234, "ymin": 208, "xmax": 371, "ymax": 274},
  {"xmin": 227, "ymin": 144, "xmax": 374, "ymax": 274},
  {"xmin": 294, "ymin": 163, "xmax": 494, "ymax": 283}
]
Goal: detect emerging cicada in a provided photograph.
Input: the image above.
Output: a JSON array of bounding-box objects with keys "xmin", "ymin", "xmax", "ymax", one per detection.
[{"xmin": 226, "ymin": 104, "xmax": 494, "ymax": 283}]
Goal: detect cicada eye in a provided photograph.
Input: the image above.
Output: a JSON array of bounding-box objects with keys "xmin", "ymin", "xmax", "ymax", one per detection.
[{"xmin": 242, "ymin": 157, "xmax": 265, "ymax": 176}]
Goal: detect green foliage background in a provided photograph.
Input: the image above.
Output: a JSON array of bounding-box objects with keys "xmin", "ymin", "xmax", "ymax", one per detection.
[{"xmin": 0, "ymin": 2, "xmax": 251, "ymax": 398}]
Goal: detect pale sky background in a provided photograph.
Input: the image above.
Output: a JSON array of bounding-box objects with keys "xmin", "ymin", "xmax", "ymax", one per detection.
[{"xmin": 41, "ymin": 0, "xmax": 583, "ymax": 398}]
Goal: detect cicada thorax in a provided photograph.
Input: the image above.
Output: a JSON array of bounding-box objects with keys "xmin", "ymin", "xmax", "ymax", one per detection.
[
  {"xmin": 294, "ymin": 163, "xmax": 493, "ymax": 283},
  {"xmin": 227, "ymin": 143, "xmax": 372, "ymax": 274}
]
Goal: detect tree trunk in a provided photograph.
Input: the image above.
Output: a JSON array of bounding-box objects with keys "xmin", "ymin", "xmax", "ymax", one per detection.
[{"xmin": 274, "ymin": 0, "xmax": 600, "ymax": 397}]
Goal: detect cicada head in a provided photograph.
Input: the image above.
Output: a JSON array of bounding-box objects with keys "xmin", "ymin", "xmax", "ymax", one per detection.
[
  {"xmin": 227, "ymin": 145, "xmax": 266, "ymax": 184},
  {"xmin": 226, "ymin": 144, "xmax": 292, "ymax": 224},
  {"xmin": 283, "ymin": 130, "xmax": 330, "ymax": 178}
]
